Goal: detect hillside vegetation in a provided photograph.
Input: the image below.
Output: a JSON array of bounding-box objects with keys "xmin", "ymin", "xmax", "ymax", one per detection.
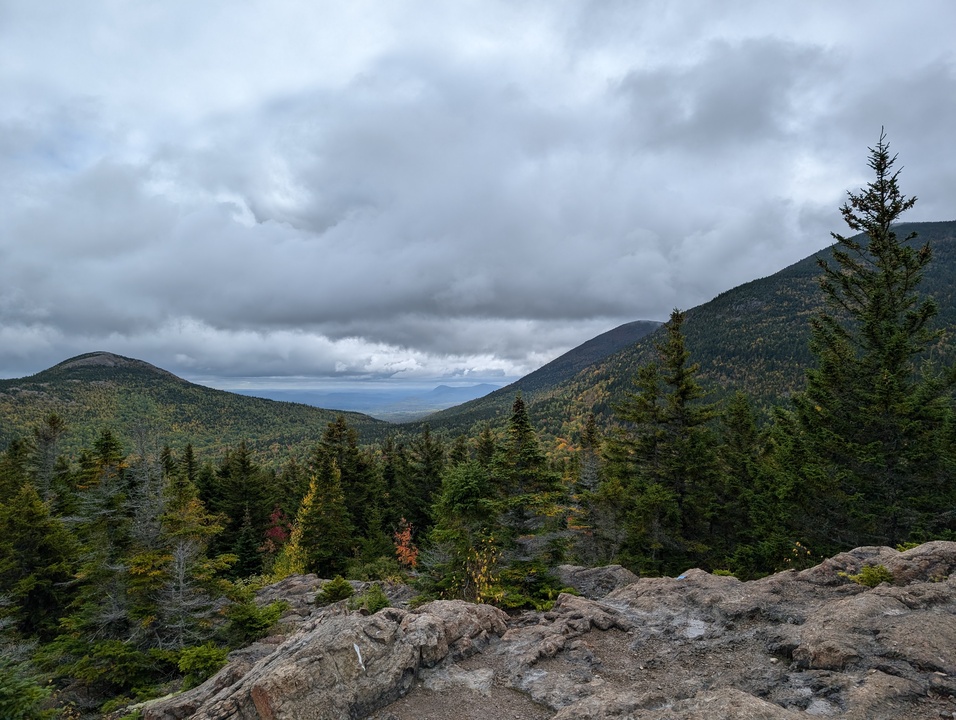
[
  {"xmin": 423, "ymin": 221, "xmax": 956, "ymax": 443},
  {"xmin": 0, "ymin": 352, "xmax": 388, "ymax": 465}
]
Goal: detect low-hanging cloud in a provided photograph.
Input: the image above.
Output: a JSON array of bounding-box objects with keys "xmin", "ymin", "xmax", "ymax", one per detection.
[{"xmin": 1, "ymin": 1, "xmax": 954, "ymax": 385}]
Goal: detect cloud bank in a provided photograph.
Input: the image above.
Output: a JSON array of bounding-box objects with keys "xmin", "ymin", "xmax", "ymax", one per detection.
[{"xmin": 2, "ymin": 1, "xmax": 954, "ymax": 385}]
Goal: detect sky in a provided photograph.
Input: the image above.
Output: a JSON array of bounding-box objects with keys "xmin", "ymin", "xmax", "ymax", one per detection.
[{"xmin": 2, "ymin": 1, "xmax": 955, "ymax": 390}]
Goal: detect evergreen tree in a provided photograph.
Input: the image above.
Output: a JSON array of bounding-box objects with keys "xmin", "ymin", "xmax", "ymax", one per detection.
[
  {"xmin": 421, "ymin": 459, "xmax": 498, "ymax": 601},
  {"xmin": 792, "ymin": 131, "xmax": 956, "ymax": 548},
  {"xmin": 492, "ymin": 394, "xmax": 566, "ymax": 584},
  {"xmin": 0, "ymin": 439, "xmax": 30, "ymax": 503},
  {"xmin": 61, "ymin": 431, "xmax": 134, "ymax": 647},
  {"xmin": 448, "ymin": 435, "xmax": 470, "ymax": 466},
  {"xmin": 475, "ymin": 426, "xmax": 497, "ymax": 469},
  {"xmin": 0, "ymin": 484, "xmax": 77, "ymax": 640},
  {"xmin": 397, "ymin": 424, "xmax": 444, "ymax": 534},
  {"xmin": 26, "ymin": 413, "xmax": 67, "ymax": 501},
  {"xmin": 570, "ymin": 412, "xmax": 608, "ymax": 564},
  {"xmin": 210, "ymin": 442, "xmax": 270, "ymax": 569},
  {"xmin": 607, "ymin": 310, "xmax": 717, "ymax": 574},
  {"xmin": 156, "ymin": 468, "xmax": 229, "ymax": 649},
  {"xmin": 295, "ymin": 459, "xmax": 353, "ymax": 577},
  {"xmin": 309, "ymin": 416, "xmax": 375, "ymax": 537},
  {"xmin": 274, "ymin": 457, "xmax": 309, "ymax": 522},
  {"xmin": 712, "ymin": 392, "xmax": 763, "ymax": 568}
]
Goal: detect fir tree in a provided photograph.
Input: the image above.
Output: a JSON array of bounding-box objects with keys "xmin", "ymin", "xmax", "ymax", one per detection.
[
  {"xmin": 608, "ymin": 310, "xmax": 717, "ymax": 574},
  {"xmin": 397, "ymin": 425, "xmax": 444, "ymax": 534},
  {"xmin": 295, "ymin": 459, "xmax": 353, "ymax": 578},
  {"xmin": 0, "ymin": 484, "xmax": 77, "ymax": 640},
  {"xmin": 309, "ymin": 416, "xmax": 375, "ymax": 538},
  {"xmin": 26, "ymin": 413, "xmax": 67, "ymax": 501},
  {"xmin": 792, "ymin": 131, "xmax": 956, "ymax": 547}
]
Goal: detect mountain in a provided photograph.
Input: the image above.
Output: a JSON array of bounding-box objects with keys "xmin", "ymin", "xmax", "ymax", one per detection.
[
  {"xmin": 234, "ymin": 383, "xmax": 501, "ymax": 422},
  {"xmin": 420, "ymin": 320, "xmax": 662, "ymax": 436},
  {"xmin": 0, "ymin": 351, "xmax": 388, "ymax": 464},
  {"xmin": 424, "ymin": 221, "xmax": 956, "ymax": 440}
]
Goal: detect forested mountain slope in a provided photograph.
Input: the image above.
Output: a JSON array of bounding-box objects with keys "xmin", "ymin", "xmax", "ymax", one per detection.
[
  {"xmin": 0, "ymin": 351, "xmax": 388, "ymax": 463},
  {"xmin": 420, "ymin": 320, "xmax": 662, "ymax": 436},
  {"xmin": 426, "ymin": 220, "xmax": 956, "ymax": 440}
]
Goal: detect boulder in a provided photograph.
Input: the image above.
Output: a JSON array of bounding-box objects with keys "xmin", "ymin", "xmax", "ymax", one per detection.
[
  {"xmin": 554, "ymin": 565, "xmax": 639, "ymax": 599},
  {"xmin": 143, "ymin": 601, "xmax": 507, "ymax": 720}
]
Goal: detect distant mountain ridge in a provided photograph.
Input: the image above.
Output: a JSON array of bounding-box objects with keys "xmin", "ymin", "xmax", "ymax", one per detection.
[
  {"xmin": 0, "ymin": 351, "xmax": 388, "ymax": 464},
  {"xmin": 234, "ymin": 383, "xmax": 501, "ymax": 422},
  {"xmin": 422, "ymin": 220, "xmax": 956, "ymax": 440},
  {"xmin": 421, "ymin": 320, "xmax": 662, "ymax": 435},
  {"xmin": 3, "ymin": 221, "xmax": 953, "ymax": 460}
]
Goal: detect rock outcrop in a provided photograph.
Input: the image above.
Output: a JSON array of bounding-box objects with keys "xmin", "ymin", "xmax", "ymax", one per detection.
[{"xmin": 144, "ymin": 542, "xmax": 956, "ymax": 720}]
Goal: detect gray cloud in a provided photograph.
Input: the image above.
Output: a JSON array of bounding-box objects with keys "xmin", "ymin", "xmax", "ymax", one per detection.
[{"xmin": 2, "ymin": 1, "xmax": 955, "ymax": 386}]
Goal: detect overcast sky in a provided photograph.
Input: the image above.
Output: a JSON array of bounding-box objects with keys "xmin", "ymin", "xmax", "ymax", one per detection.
[{"xmin": 2, "ymin": 1, "xmax": 954, "ymax": 389}]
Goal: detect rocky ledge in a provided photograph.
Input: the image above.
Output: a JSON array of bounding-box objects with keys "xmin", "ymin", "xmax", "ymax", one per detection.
[{"xmin": 144, "ymin": 541, "xmax": 956, "ymax": 719}]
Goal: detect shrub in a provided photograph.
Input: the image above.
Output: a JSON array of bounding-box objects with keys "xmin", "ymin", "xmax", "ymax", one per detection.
[
  {"xmin": 348, "ymin": 583, "xmax": 390, "ymax": 614},
  {"xmin": 345, "ymin": 556, "xmax": 406, "ymax": 583},
  {"xmin": 847, "ymin": 564, "xmax": 894, "ymax": 587},
  {"xmin": 178, "ymin": 643, "xmax": 228, "ymax": 690},
  {"xmin": 315, "ymin": 575, "xmax": 354, "ymax": 605},
  {"xmin": 223, "ymin": 598, "xmax": 288, "ymax": 646},
  {"xmin": 895, "ymin": 541, "xmax": 921, "ymax": 552}
]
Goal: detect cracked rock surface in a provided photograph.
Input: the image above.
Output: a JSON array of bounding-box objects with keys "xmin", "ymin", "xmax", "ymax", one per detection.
[{"xmin": 143, "ymin": 542, "xmax": 956, "ymax": 720}]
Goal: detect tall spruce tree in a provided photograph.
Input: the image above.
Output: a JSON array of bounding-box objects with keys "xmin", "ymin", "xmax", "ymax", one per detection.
[
  {"xmin": 309, "ymin": 416, "xmax": 375, "ymax": 537},
  {"xmin": 607, "ymin": 309, "xmax": 717, "ymax": 574},
  {"xmin": 397, "ymin": 425, "xmax": 445, "ymax": 534},
  {"xmin": 792, "ymin": 131, "xmax": 956, "ymax": 548},
  {"xmin": 295, "ymin": 458, "xmax": 353, "ymax": 578}
]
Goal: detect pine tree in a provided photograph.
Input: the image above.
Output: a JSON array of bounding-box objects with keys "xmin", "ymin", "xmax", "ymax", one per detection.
[
  {"xmin": 210, "ymin": 442, "xmax": 270, "ymax": 566},
  {"xmin": 492, "ymin": 394, "xmax": 565, "ymax": 577},
  {"xmin": 570, "ymin": 412, "xmax": 608, "ymax": 565},
  {"xmin": 26, "ymin": 413, "xmax": 67, "ymax": 501},
  {"xmin": 792, "ymin": 131, "xmax": 956, "ymax": 548}
]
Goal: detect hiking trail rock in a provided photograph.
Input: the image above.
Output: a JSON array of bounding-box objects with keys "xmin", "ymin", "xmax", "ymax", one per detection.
[{"xmin": 143, "ymin": 542, "xmax": 956, "ymax": 720}]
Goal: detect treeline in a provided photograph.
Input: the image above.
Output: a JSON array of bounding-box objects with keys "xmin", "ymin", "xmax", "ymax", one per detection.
[{"xmin": 0, "ymin": 396, "xmax": 571, "ymax": 713}]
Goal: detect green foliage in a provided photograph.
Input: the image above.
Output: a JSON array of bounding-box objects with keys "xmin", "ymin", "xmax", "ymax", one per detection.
[
  {"xmin": 68, "ymin": 641, "xmax": 177, "ymax": 698},
  {"xmin": 0, "ymin": 352, "xmax": 388, "ymax": 465},
  {"xmin": 294, "ymin": 462, "xmax": 353, "ymax": 578},
  {"xmin": 348, "ymin": 583, "xmax": 390, "ymax": 614},
  {"xmin": 0, "ymin": 657, "xmax": 52, "ymax": 720},
  {"xmin": 345, "ymin": 555, "xmax": 406, "ymax": 583},
  {"xmin": 845, "ymin": 564, "xmax": 894, "ymax": 588},
  {"xmin": 178, "ymin": 643, "xmax": 228, "ymax": 690},
  {"xmin": 496, "ymin": 561, "xmax": 565, "ymax": 611},
  {"xmin": 790, "ymin": 133, "xmax": 955, "ymax": 550},
  {"xmin": 222, "ymin": 595, "xmax": 287, "ymax": 647},
  {"xmin": 0, "ymin": 484, "xmax": 78, "ymax": 639},
  {"xmin": 315, "ymin": 575, "xmax": 355, "ymax": 605},
  {"xmin": 606, "ymin": 309, "xmax": 719, "ymax": 575},
  {"xmin": 895, "ymin": 541, "xmax": 921, "ymax": 552},
  {"xmin": 395, "ymin": 424, "xmax": 445, "ymax": 534}
]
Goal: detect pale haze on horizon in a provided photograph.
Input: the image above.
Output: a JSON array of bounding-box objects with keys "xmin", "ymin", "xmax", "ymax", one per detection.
[{"xmin": 2, "ymin": 1, "xmax": 955, "ymax": 389}]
